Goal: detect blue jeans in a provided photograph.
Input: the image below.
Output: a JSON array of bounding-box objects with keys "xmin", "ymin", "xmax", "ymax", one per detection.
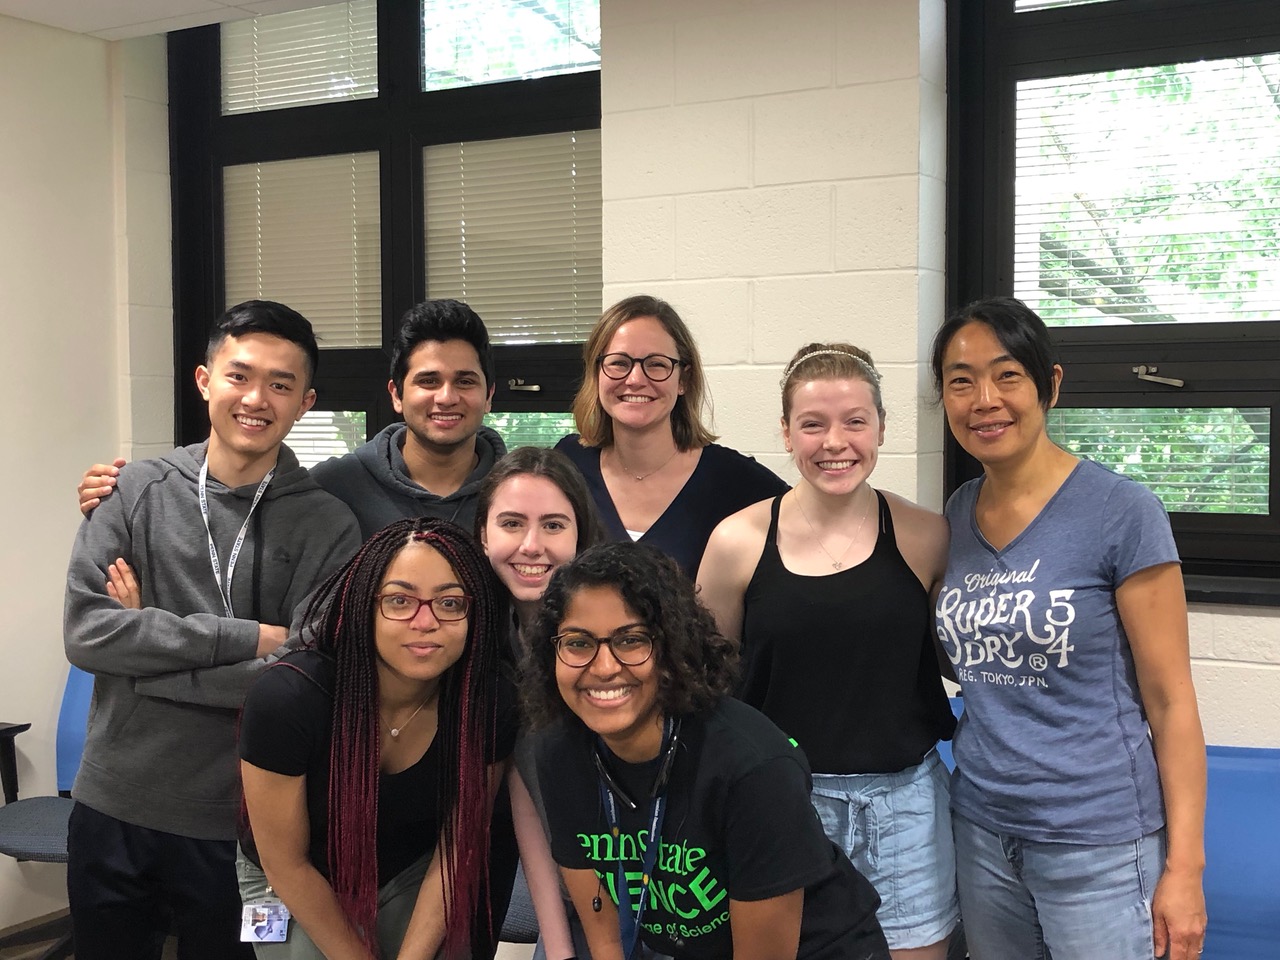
[{"xmin": 953, "ymin": 813, "xmax": 1166, "ymax": 960}]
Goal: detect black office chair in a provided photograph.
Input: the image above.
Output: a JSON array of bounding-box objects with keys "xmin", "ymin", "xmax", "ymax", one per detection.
[{"xmin": 0, "ymin": 665, "xmax": 93, "ymax": 960}]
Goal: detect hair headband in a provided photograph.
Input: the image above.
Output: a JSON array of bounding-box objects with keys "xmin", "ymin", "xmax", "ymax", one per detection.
[{"xmin": 781, "ymin": 348, "xmax": 882, "ymax": 385}]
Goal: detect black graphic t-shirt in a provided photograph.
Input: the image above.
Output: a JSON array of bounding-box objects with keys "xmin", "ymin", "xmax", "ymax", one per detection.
[{"xmin": 536, "ymin": 698, "xmax": 888, "ymax": 960}]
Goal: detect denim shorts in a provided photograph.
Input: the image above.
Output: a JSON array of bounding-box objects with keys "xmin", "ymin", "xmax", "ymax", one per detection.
[
  {"xmin": 952, "ymin": 813, "xmax": 1167, "ymax": 960},
  {"xmin": 810, "ymin": 751, "xmax": 959, "ymax": 950}
]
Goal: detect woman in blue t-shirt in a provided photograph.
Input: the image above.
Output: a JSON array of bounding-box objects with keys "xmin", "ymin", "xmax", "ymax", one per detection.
[{"xmin": 930, "ymin": 297, "xmax": 1207, "ymax": 960}]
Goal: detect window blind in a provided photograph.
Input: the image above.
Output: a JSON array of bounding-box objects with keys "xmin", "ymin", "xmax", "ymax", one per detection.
[
  {"xmin": 221, "ymin": 0, "xmax": 378, "ymax": 115},
  {"xmin": 1047, "ymin": 407, "xmax": 1270, "ymax": 515},
  {"xmin": 1015, "ymin": 0, "xmax": 1119, "ymax": 11},
  {"xmin": 421, "ymin": 0, "xmax": 600, "ymax": 92},
  {"xmin": 224, "ymin": 152, "xmax": 382, "ymax": 349},
  {"xmin": 424, "ymin": 129, "xmax": 602, "ymax": 344},
  {"xmin": 285, "ymin": 410, "xmax": 368, "ymax": 468},
  {"xmin": 1014, "ymin": 54, "xmax": 1280, "ymax": 326}
]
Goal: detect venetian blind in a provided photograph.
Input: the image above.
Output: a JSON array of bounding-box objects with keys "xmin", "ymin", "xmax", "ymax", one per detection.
[
  {"xmin": 224, "ymin": 152, "xmax": 382, "ymax": 349},
  {"xmin": 424, "ymin": 129, "xmax": 602, "ymax": 345},
  {"xmin": 221, "ymin": 0, "xmax": 378, "ymax": 115},
  {"xmin": 1014, "ymin": 54, "xmax": 1280, "ymax": 327}
]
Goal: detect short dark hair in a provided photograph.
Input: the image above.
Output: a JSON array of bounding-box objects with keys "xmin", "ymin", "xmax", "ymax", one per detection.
[
  {"xmin": 930, "ymin": 296, "xmax": 1059, "ymax": 409},
  {"xmin": 389, "ymin": 299, "xmax": 494, "ymax": 395},
  {"xmin": 521, "ymin": 542, "xmax": 739, "ymax": 730},
  {"xmin": 207, "ymin": 300, "xmax": 319, "ymax": 386},
  {"xmin": 474, "ymin": 446, "xmax": 605, "ymax": 556}
]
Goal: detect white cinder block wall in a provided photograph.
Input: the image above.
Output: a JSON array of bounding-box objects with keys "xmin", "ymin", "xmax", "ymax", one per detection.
[
  {"xmin": 599, "ymin": 0, "xmax": 1279, "ymax": 747},
  {"xmin": 0, "ymin": 19, "xmax": 173, "ymax": 930}
]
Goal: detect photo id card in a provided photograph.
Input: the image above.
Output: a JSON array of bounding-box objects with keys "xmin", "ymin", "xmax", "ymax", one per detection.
[{"xmin": 240, "ymin": 900, "xmax": 291, "ymax": 943}]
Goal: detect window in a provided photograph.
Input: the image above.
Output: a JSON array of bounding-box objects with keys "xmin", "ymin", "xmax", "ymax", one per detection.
[
  {"xmin": 170, "ymin": 0, "xmax": 601, "ymax": 448},
  {"xmin": 948, "ymin": 0, "xmax": 1280, "ymax": 588}
]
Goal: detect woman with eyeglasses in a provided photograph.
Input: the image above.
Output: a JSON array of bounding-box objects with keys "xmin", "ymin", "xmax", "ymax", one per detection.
[
  {"xmin": 236, "ymin": 517, "xmax": 515, "ymax": 960},
  {"xmin": 555, "ymin": 295, "xmax": 787, "ymax": 577},
  {"xmin": 524, "ymin": 542, "xmax": 890, "ymax": 960}
]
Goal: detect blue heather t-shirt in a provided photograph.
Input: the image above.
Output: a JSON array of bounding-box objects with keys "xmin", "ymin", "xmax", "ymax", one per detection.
[{"xmin": 936, "ymin": 459, "xmax": 1179, "ymax": 844}]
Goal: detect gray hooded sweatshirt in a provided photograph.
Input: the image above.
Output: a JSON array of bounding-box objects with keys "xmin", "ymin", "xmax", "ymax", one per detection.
[
  {"xmin": 64, "ymin": 442, "xmax": 361, "ymax": 841},
  {"xmin": 310, "ymin": 422, "xmax": 507, "ymax": 539}
]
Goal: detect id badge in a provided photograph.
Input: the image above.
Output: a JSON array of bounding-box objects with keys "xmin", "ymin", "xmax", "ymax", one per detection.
[{"xmin": 240, "ymin": 899, "xmax": 291, "ymax": 943}]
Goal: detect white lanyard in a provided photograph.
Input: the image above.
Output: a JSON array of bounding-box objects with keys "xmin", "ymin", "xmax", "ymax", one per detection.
[{"xmin": 198, "ymin": 457, "xmax": 274, "ymax": 618}]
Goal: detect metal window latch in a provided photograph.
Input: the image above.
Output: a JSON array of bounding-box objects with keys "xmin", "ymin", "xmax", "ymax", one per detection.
[
  {"xmin": 507, "ymin": 378, "xmax": 541, "ymax": 392},
  {"xmin": 1131, "ymin": 364, "xmax": 1184, "ymax": 388}
]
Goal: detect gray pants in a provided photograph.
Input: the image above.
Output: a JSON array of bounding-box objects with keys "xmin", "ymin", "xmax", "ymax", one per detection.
[{"xmin": 236, "ymin": 850, "xmax": 458, "ymax": 959}]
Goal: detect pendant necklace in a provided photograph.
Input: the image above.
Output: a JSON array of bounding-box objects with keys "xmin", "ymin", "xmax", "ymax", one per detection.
[
  {"xmin": 381, "ymin": 690, "xmax": 435, "ymax": 739},
  {"xmin": 794, "ymin": 487, "xmax": 874, "ymax": 570},
  {"xmin": 613, "ymin": 446, "xmax": 679, "ymax": 482}
]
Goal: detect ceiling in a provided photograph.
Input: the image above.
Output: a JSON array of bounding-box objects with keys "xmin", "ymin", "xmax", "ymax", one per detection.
[{"xmin": 0, "ymin": 0, "xmax": 323, "ymax": 41}]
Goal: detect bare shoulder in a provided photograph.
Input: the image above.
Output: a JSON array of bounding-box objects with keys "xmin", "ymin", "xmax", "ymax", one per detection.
[
  {"xmin": 880, "ymin": 489, "xmax": 949, "ymax": 587},
  {"xmin": 881, "ymin": 490, "xmax": 948, "ymax": 540},
  {"xmin": 701, "ymin": 498, "xmax": 774, "ymax": 581}
]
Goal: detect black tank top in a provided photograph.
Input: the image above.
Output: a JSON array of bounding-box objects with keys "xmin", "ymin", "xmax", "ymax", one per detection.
[{"xmin": 738, "ymin": 491, "xmax": 955, "ymax": 774}]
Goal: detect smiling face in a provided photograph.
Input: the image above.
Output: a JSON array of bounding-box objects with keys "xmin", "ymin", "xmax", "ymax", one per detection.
[
  {"xmin": 939, "ymin": 320, "xmax": 1061, "ymax": 469},
  {"xmin": 196, "ymin": 332, "xmax": 316, "ymax": 480},
  {"xmin": 481, "ymin": 474, "xmax": 579, "ymax": 605},
  {"xmin": 389, "ymin": 338, "xmax": 494, "ymax": 455},
  {"xmin": 596, "ymin": 316, "xmax": 685, "ymax": 437},
  {"xmin": 555, "ymin": 584, "xmax": 663, "ymax": 762},
  {"xmin": 373, "ymin": 541, "xmax": 470, "ymax": 695},
  {"xmin": 782, "ymin": 377, "xmax": 885, "ymax": 496}
]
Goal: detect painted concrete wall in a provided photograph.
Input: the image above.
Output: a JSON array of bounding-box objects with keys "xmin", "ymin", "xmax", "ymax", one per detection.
[
  {"xmin": 598, "ymin": 0, "xmax": 1280, "ymax": 749},
  {"xmin": 0, "ymin": 17, "xmax": 172, "ymax": 931}
]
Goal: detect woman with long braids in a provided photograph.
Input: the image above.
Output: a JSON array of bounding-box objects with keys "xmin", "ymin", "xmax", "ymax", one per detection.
[
  {"xmin": 525, "ymin": 542, "xmax": 890, "ymax": 960},
  {"xmin": 236, "ymin": 517, "xmax": 515, "ymax": 959}
]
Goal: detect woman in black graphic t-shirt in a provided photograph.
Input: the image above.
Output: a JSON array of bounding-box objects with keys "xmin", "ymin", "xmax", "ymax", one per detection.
[{"xmin": 524, "ymin": 542, "xmax": 888, "ymax": 960}]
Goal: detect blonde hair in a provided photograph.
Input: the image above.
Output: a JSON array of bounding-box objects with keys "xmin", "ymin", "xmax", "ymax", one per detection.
[
  {"xmin": 570, "ymin": 295, "xmax": 717, "ymax": 450},
  {"xmin": 780, "ymin": 342, "xmax": 884, "ymax": 420}
]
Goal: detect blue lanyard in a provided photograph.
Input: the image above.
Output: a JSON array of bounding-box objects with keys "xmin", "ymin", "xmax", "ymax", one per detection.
[
  {"xmin": 597, "ymin": 717, "xmax": 674, "ymax": 960},
  {"xmin": 198, "ymin": 457, "xmax": 274, "ymax": 618}
]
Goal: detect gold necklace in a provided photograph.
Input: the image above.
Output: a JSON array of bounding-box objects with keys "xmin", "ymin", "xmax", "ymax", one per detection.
[
  {"xmin": 793, "ymin": 487, "xmax": 874, "ymax": 570},
  {"xmin": 381, "ymin": 690, "xmax": 436, "ymax": 739},
  {"xmin": 613, "ymin": 446, "xmax": 679, "ymax": 482}
]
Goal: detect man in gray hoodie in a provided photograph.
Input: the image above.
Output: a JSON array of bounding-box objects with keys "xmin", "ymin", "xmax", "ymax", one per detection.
[
  {"xmin": 64, "ymin": 301, "xmax": 361, "ymax": 960},
  {"xmin": 309, "ymin": 298, "xmax": 507, "ymax": 537}
]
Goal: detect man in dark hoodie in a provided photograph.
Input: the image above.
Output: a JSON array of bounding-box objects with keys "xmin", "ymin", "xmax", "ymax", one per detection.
[
  {"xmin": 309, "ymin": 298, "xmax": 507, "ymax": 537},
  {"xmin": 63, "ymin": 301, "xmax": 361, "ymax": 960}
]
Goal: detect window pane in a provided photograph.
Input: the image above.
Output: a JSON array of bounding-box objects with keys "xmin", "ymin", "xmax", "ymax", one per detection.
[
  {"xmin": 1014, "ymin": 55, "xmax": 1280, "ymax": 326},
  {"xmin": 486, "ymin": 411, "xmax": 576, "ymax": 449},
  {"xmin": 1015, "ymin": 0, "xmax": 1121, "ymax": 10},
  {"xmin": 224, "ymin": 152, "xmax": 382, "ymax": 349},
  {"xmin": 1047, "ymin": 407, "xmax": 1270, "ymax": 514},
  {"xmin": 286, "ymin": 410, "xmax": 368, "ymax": 468},
  {"xmin": 222, "ymin": 0, "xmax": 378, "ymax": 115},
  {"xmin": 421, "ymin": 0, "xmax": 600, "ymax": 92},
  {"xmin": 425, "ymin": 130, "xmax": 602, "ymax": 345}
]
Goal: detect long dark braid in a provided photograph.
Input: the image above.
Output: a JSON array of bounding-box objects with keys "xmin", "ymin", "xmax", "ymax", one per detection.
[{"xmin": 300, "ymin": 517, "xmax": 503, "ymax": 958}]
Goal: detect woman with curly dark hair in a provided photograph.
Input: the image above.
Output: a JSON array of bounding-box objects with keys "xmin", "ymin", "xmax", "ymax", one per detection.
[
  {"xmin": 525, "ymin": 542, "xmax": 890, "ymax": 960},
  {"xmin": 236, "ymin": 517, "xmax": 515, "ymax": 960}
]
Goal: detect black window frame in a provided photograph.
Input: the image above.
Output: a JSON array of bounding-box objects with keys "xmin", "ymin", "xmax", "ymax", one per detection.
[
  {"xmin": 947, "ymin": 0, "xmax": 1280, "ymax": 598},
  {"xmin": 168, "ymin": 0, "xmax": 600, "ymax": 448}
]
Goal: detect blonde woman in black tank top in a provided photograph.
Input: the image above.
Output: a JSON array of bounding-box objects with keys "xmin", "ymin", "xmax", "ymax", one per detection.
[{"xmin": 697, "ymin": 342, "xmax": 957, "ymax": 960}]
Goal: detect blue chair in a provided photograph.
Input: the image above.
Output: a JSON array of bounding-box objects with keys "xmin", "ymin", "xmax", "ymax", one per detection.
[
  {"xmin": 0, "ymin": 664, "xmax": 94, "ymax": 960},
  {"xmin": 1202, "ymin": 744, "xmax": 1280, "ymax": 960},
  {"xmin": 936, "ymin": 695, "xmax": 964, "ymax": 773}
]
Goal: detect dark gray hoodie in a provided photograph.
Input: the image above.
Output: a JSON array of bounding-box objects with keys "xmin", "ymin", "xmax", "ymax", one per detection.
[
  {"xmin": 310, "ymin": 422, "xmax": 507, "ymax": 539},
  {"xmin": 64, "ymin": 442, "xmax": 361, "ymax": 841}
]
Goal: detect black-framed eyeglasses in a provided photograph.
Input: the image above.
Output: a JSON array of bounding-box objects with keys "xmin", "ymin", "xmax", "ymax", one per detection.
[
  {"xmin": 597, "ymin": 352, "xmax": 683, "ymax": 382},
  {"xmin": 376, "ymin": 593, "xmax": 472, "ymax": 622},
  {"xmin": 552, "ymin": 628, "xmax": 655, "ymax": 668}
]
